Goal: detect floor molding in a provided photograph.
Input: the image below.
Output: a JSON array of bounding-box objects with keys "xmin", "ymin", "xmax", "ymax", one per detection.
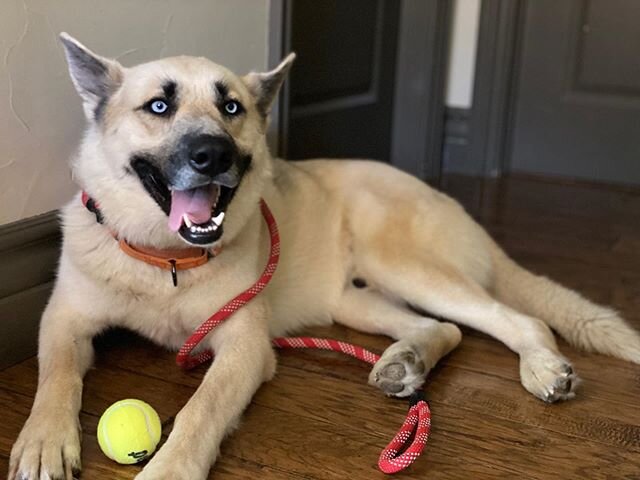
[
  {"xmin": 0, "ymin": 211, "xmax": 61, "ymax": 369},
  {"xmin": 442, "ymin": 107, "xmax": 473, "ymax": 174}
]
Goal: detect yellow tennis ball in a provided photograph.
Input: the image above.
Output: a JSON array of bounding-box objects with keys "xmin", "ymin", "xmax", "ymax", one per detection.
[{"xmin": 97, "ymin": 399, "xmax": 162, "ymax": 464}]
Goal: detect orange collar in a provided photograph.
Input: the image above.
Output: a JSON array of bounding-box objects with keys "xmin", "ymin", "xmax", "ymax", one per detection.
[{"xmin": 81, "ymin": 191, "xmax": 218, "ymax": 286}]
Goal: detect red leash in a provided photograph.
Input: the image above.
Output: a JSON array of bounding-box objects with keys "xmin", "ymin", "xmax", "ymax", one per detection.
[{"xmin": 177, "ymin": 199, "xmax": 431, "ymax": 474}]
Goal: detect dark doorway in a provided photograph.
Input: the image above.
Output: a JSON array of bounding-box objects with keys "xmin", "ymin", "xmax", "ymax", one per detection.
[
  {"xmin": 276, "ymin": 0, "xmax": 451, "ymax": 181},
  {"xmin": 284, "ymin": 0, "xmax": 400, "ymax": 162}
]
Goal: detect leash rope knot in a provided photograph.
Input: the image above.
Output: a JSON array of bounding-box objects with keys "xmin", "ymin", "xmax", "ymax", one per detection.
[{"xmin": 177, "ymin": 199, "xmax": 430, "ymax": 474}]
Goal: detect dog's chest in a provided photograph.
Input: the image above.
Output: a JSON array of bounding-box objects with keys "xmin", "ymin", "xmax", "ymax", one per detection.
[
  {"xmin": 94, "ymin": 251, "xmax": 263, "ymax": 349},
  {"xmin": 116, "ymin": 278, "xmax": 233, "ymax": 349}
]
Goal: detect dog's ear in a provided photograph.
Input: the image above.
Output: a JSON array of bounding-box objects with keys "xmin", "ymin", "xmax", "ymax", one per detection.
[
  {"xmin": 59, "ymin": 32, "xmax": 123, "ymax": 120},
  {"xmin": 243, "ymin": 53, "xmax": 296, "ymax": 116}
]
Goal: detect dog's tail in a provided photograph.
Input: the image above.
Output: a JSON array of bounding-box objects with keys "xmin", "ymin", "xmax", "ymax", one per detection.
[{"xmin": 491, "ymin": 245, "xmax": 640, "ymax": 363}]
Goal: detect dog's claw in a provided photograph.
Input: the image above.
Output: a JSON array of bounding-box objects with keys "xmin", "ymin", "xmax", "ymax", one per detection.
[{"xmin": 520, "ymin": 349, "xmax": 579, "ymax": 403}]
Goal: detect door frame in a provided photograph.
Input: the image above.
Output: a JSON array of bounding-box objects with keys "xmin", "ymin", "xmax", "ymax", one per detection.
[
  {"xmin": 269, "ymin": 0, "xmax": 452, "ymax": 182},
  {"xmin": 267, "ymin": 0, "xmax": 289, "ymax": 156},
  {"xmin": 467, "ymin": 0, "xmax": 525, "ymax": 177}
]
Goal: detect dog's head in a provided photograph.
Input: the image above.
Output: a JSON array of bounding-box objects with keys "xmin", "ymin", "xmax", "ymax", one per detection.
[{"xmin": 60, "ymin": 33, "xmax": 294, "ymax": 247}]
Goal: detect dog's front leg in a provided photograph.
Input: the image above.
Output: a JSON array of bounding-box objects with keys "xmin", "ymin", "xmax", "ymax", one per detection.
[
  {"xmin": 9, "ymin": 287, "xmax": 101, "ymax": 480},
  {"xmin": 136, "ymin": 300, "xmax": 276, "ymax": 480}
]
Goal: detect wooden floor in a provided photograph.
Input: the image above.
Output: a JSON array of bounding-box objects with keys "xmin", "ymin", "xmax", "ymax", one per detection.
[{"xmin": 1, "ymin": 175, "xmax": 639, "ymax": 479}]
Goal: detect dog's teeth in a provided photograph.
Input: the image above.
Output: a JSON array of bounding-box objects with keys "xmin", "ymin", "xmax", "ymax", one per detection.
[
  {"xmin": 188, "ymin": 222, "xmax": 218, "ymax": 235},
  {"xmin": 183, "ymin": 215, "xmax": 193, "ymax": 228},
  {"xmin": 212, "ymin": 212, "xmax": 225, "ymax": 226}
]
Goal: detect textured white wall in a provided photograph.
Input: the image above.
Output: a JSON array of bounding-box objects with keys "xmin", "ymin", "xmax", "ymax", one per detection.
[
  {"xmin": 0, "ymin": 0, "xmax": 270, "ymax": 225},
  {"xmin": 445, "ymin": 0, "xmax": 481, "ymax": 108}
]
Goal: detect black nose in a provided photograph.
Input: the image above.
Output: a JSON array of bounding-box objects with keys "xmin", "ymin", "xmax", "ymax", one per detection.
[{"xmin": 188, "ymin": 134, "xmax": 234, "ymax": 175}]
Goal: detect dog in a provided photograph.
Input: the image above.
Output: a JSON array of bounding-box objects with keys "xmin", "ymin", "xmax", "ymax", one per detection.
[{"xmin": 9, "ymin": 33, "xmax": 640, "ymax": 480}]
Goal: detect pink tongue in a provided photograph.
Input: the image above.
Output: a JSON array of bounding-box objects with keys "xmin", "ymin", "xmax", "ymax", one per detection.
[{"xmin": 168, "ymin": 186, "xmax": 215, "ymax": 232}]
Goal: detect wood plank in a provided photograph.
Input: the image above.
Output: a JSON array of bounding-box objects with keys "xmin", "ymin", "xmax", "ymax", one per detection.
[
  {"xmin": 0, "ymin": 380, "xmax": 316, "ymax": 479},
  {"xmin": 216, "ymin": 456, "xmax": 318, "ymax": 480},
  {"xmin": 0, "ymin": 357, "xmax": 195, "ymax": 430},
  {"xmin": 6, "ymin": 374, "xmax": 637, "ymax": 480},
  {"xmin": 0, "ymin": 455, "xmax": 7, "ymax": 477},
  {"xmin": 221, "ymin": 388, "xmax": 640, "ymax": 479},
  {"xmin": 86, "ymin": 326, "xmax": 640, "ymax": 446},
  {"xmin": 448, "ymin": 335, "xmax": 640, "ymax": 407},
  {"xmin": 3, "ymin": 328, "xmax": 639, "ymax": 479}
]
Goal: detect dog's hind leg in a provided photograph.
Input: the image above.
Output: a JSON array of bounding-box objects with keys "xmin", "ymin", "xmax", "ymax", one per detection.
[
  {"xmin": 333, "ymin": 285, "xmax": 461, "ymax": 397},
  {"xmin": 9, "ymin": 287, "xmax": 100, "ymax": 480},
  {"xmin": 362, "ymin": 256, "xmax": 578, "ymax": 403}
]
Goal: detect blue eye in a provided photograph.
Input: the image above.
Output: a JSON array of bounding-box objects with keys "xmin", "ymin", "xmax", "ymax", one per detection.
[
  {"xmin": 150, "ymin": 99, "xmax": 168, "ymax": 115},
  {"xmin": 224, "ymin": 100, "xmax": 240, "ymax": 115}
]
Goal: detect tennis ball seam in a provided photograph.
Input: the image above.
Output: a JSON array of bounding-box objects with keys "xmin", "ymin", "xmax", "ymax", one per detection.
[
  {"xmin": 118, "ymin": 400, "xmax": 157, "ymax": 445},
  {"xmin": 99, "ymin": 404, "xmax": 117, "ymax": 460}
]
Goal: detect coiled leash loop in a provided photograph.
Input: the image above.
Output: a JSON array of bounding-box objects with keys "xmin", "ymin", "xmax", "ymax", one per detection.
[
  {"xmin": 377, "ymin": 391, "xmax": 431, "ymax": 474},
  {"xmin": 177, "ymin": 199, "xmax": 430, "ymax": 474}
]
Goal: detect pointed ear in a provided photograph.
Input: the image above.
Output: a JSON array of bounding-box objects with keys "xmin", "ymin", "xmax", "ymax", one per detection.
[
  {"xmin": 59, "ymin": 32, "xmax": 123, "ymax": 120},
  {"xmin": 243, "ymin": 53, "xmax": 296, "ymax": 116}
]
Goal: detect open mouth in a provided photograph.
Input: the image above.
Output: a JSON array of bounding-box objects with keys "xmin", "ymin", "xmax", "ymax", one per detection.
[
  {"xmin": 169, "ymin": 184, "xmax": 234, "ymax": 244},
  {"xmin": 130, "ymin": 157, "xmax": 236, "ymax": 245}
]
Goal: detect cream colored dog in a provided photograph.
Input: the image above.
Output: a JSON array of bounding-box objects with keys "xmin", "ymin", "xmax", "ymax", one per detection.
[{"xmin": 9, "ymin": 33, "xmax": 640, "ymax": 480}]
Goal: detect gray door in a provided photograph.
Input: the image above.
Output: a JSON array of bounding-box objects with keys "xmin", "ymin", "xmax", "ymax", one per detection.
[
  {"xmin": 285, "ymin": 0, "xmax": 400, "ymax": 161},
  {"xmin": 509, "ymin": 0, "xmax": 640, "ymax": 185}
]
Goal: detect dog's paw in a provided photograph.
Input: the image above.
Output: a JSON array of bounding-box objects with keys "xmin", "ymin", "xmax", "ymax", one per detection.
[
  {"xmin": 135, "ymin": 445, "xmax": 208, "ymax": 480},
  {"xmin": 369, "ymin": 340, "xmax": 428, "ymax": 397},
  {"xmin": 9, "ymin": 410, "xmax": 81, "ymax": 480},
  {"xmin": 519, "ymin": 349, "xmax": 579, "ymax": 403}
]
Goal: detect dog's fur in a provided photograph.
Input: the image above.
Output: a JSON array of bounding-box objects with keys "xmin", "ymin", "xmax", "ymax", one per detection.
[{"xmin": 10, "ymin": 34, "xmax": 640, "ymax": 480}]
